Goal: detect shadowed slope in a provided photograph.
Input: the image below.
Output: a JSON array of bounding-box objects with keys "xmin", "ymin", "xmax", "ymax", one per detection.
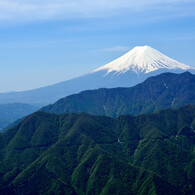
[{"xmin": 42, "ymin": 72, "xmax": 195, "ymax": 117}]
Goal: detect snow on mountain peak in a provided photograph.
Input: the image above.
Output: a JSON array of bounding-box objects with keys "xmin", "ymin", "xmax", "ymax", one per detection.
[{"xmin": 94, "ymin": 46, "xmax": 194, "ymax": 74}]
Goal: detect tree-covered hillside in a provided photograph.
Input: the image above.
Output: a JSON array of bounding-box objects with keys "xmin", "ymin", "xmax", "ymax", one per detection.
[
  {"xmin": 42, "ymin": 72, "xmax": 195, "ymax": 117},
  {"xmin": 0, "ymin": 105, "xmax": 194, "ymax": 194}
]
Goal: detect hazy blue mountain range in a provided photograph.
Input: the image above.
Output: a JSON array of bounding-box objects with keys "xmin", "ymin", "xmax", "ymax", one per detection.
[
  {"xmin": 0, "ymin": 103, "xmax": 38, "ymax": 130},
  {"xmin": 42, "ymin": 72, "xmax": 195, "ymax": 117},
  {"xmin": 2, "ymin": 71, "xmax": 194, "ymax": 132},
  {"xmin": 0, "ymin": 46, "xmax": 194, "ymax": 105},
  {"xmin": 0, "ymin": 105, "xmax": 194, "ymax": 194}
]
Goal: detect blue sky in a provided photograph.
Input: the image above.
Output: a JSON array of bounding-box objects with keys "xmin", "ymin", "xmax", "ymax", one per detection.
[{"xmin": 0, "ymin": 0, "xmax": 194, "ymax": 92}]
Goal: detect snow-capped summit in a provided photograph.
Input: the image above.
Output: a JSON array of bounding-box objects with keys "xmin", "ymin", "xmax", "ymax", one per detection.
[{"xmin": 94, "ymin": 46, "xmax": 194, "ymax": 74}]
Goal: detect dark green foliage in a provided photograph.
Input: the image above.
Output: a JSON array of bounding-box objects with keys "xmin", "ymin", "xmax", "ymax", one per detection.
[
  {"xmin": 42, "ymin": 72, "xmax": 195, "ymax": 117},
  {"xmin": 0, "ymin": 105, "xmax": 194, "ymax": 194}
]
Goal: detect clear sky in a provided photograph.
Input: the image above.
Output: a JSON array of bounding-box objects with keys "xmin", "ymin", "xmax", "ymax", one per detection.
[{"xmin": 0, "ymin": 0, "xmax": 194, "ymax": 92}]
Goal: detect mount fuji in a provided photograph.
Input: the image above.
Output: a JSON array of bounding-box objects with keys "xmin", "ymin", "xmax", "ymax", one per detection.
[
  {"xmin": 94, "ymin": 46, "xmax": 192, "ymax": 74},
  {"xmin": 0, "ymin": 46, "xmax": 194, "ymax": 105}
]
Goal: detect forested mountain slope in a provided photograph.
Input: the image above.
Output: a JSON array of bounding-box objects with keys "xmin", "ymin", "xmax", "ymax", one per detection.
[
  {"xmin": 0, "ymin": 105, "xmax": 194, "ymax": 194},
  {"xmin": 42, "ymin": 72, "xmax": 195, "ymax": 117}
]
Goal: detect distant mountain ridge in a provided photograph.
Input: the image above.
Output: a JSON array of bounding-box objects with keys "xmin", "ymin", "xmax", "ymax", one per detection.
[
  {"xmin": 0, "ymin": 103, "xmax": 38, "ymax": 130},
  {"xmin": 0, "ymin": 46, "xmax": 194, "ymax": 105},
  {"xmin": 42, "ymin": 72, "xmax": 195, "ymax": 117},
  {"xmin": 0, "ymin": 105, "xmax": 194, "ymax": 194}
]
